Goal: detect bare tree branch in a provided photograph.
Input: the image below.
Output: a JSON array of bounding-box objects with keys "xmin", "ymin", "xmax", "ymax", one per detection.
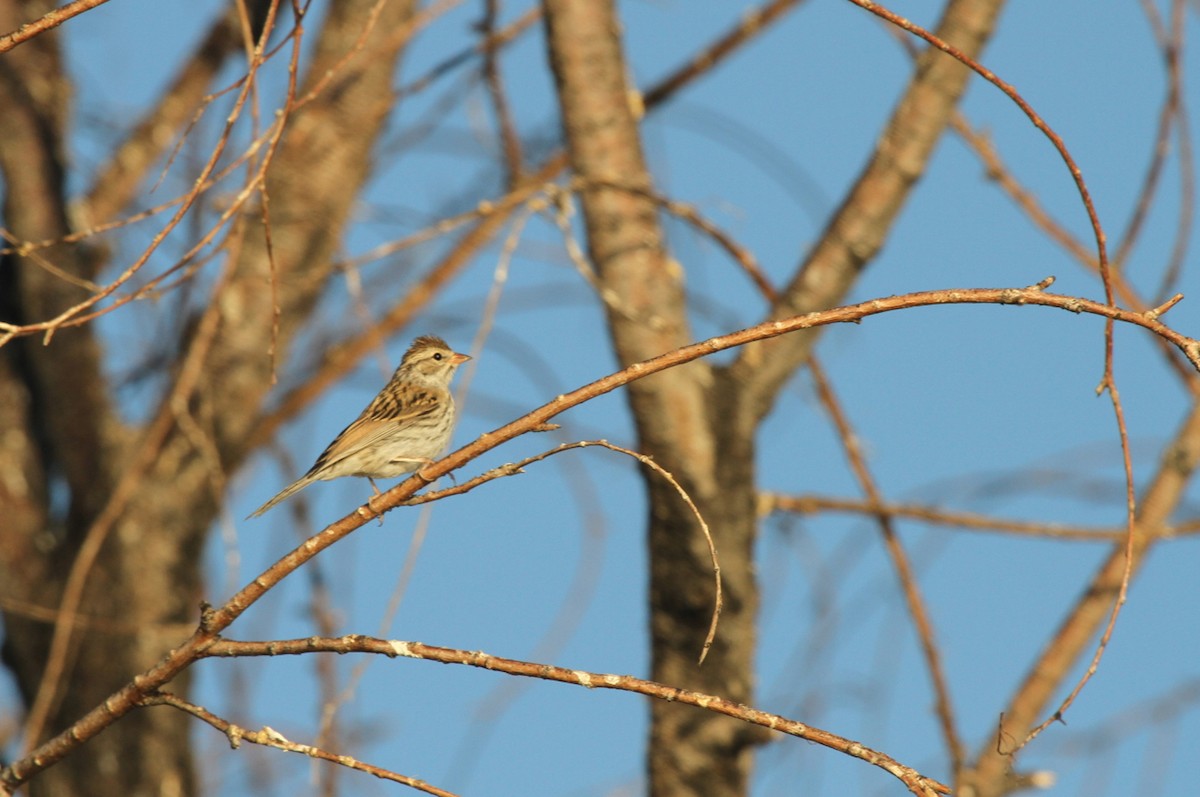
[{"xmin": 201, "ymin": 635, "xmax": 952, "ymax": 796}]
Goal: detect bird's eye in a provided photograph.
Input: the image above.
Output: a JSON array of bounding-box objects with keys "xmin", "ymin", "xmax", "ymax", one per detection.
[{"xmin": 433, "ymin": 352, "xmax": 443, "ymax": 361}]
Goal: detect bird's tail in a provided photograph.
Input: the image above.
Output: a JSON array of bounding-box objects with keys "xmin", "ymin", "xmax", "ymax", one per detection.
[{"xmin": 248, "ymin": 473, "xmax": 318, "ymax": 518}]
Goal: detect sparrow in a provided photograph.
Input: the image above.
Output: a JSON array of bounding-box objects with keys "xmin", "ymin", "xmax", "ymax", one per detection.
[{"xmin": 249, "ymin": 335, "xmax": 469, "ymax": 517}]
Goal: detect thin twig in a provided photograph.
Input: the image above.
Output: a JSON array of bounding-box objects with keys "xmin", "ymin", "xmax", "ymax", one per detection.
[
  {"xmin": 761, "ymin": 494, "xmax": 1192, "ymax": 541},
  {"xmin": 1115, "ymin": 0, "xmax": 1184, "ymax": 269},
  {"xmin": 808, "ymin": 358, "xmax": 965, "ymax": 774},
  {"xmin": 479, "ymin": 0, "xmax": 524, "ymax": 186},
  {"xmin": 141, "ymin": 691, "xmax": 460, "ymax": 797},
  {"xmin": 577, "ymin": 177, "xmax": 779, "ymax": 303},
  {"xmin": 586, "ymin": 441, "xmax": 722, "ymax": 665},
  {"xmin": 405, "ymin": 437, "xmax": 723, "ymax": 663}
]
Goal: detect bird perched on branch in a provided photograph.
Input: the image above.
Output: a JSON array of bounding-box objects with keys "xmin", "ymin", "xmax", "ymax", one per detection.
[{"xmin": 249, "ymin": 335, "xmax": 470, "ymax": 518}]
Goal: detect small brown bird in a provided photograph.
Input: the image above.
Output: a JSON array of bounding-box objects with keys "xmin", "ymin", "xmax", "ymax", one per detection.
[{"xmin": 249, "ymin": 335, "xmax": 470, "ymax": 518}]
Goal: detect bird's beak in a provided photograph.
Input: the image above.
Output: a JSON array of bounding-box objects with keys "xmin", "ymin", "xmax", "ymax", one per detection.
[{"xmin": 451, "ymin": 352, "xmax": 471, "ymax": 365}]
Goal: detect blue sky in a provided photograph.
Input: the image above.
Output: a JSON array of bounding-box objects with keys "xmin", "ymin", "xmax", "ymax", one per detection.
[{"xmin": 16, "ymin": 1, "xmax": 1199, "ymax": 795}]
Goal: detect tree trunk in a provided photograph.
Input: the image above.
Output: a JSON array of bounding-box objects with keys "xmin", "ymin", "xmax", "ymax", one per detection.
[{"xmin": 541, "ymin": 2, "xmax": 762, "ymax": 793}]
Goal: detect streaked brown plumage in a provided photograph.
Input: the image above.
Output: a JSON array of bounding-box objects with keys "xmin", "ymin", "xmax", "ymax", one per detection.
[{"xmin": 249, "ymin": 335, "xmax": 469, "ymax": 518}]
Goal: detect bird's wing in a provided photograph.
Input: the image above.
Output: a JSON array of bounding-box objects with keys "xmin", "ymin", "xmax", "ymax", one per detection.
[{"xmin": 310, "ymin": 388, "xmax": 441, "ymax": 471}]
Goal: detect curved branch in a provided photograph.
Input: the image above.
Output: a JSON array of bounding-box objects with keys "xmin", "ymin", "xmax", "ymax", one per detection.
[
  {"xmin": 202, "ymin": 635, "xmax": 951, "ymax": 796},
  {"xmin": 849, "ymin": 0, "xmax": 1111, "ymax": 305},
  {"xmin": 962, "ymin": 396, "xmax": 1200, "ymax": 797}
]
